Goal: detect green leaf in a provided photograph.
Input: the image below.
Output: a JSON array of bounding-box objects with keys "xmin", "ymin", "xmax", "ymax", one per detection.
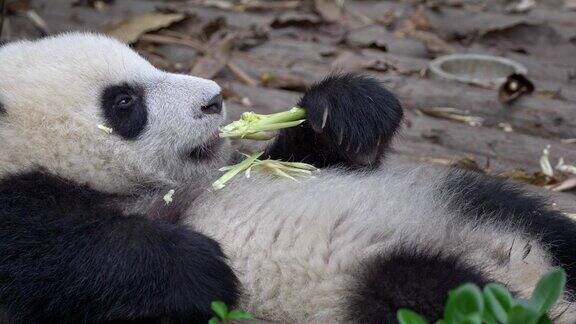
[
  {"xmin": 397, "ymin": 309, "xmax": 428, "ymax": 324},
  {"xmin": 508, "ymin": 304, "xmax": 540, "ymax": 324},
  {"xmin": 227, "ymin": 309, "xmax": 254, "ymax": 320},
  {"xmin": 444, "ymin": 284, "xmax": 484, "ymax": 323},
  {"xmin": 481, "ymin": 308, "xmax": 498, "ymax": 324},
  {"xmin": 461, "ymin": 313, "xmax": 482, "ymax": 324},
  {"xmin": 530, "ymin": 268, "xmax": 566, "ymax": 314},
  {"xmin": 211, "ymin": 301, "xmax": 229, "ymax": 320},
  {"xmin": 538, "ymin": 315, "xmax": 553, "ymax": 324},
  {"xmin": 483, "ymin": 283, "xmax": 514, "ymax": 322},
  {"xmin": 208, "ymin": 317, "xmax": 220, "ymax": 324}
]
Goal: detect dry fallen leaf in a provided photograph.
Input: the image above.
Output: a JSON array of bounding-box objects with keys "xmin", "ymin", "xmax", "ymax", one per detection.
[
  {"xmin": 423, "ymin": 155, "xmax": 488, "ymax": 174},
  {"xmin": 499, "ymin": 170, "xmax": 558, "ymax": 187},
  {"xmin": 405, "ymin": 30, "xmax": 453, "ymax": 55},
  {"xmin": 103, "ymin": 12, "xmax": 186, "ymax": 44},
  {"xmin": 260, "ymin": 72, "xmax": 308, "ymax": 92},
  {"xmin": 191, "ymin": 32, "xmax": 235, "ymax": 79},
  {"xmin": 331, "ymin": 52, "xmax": 389, "ymax": 72},
  {"xmin": 419, "ymin": 107, "xmax": 484, "ymax": 127},
  {"xmin": 314, "ymin": 0, "xmax": 342, "ymax": 22},
  {"xmin": 404, "ymin": 6, "xmax": 432, "ymax": 32},
  {"xmin": 7, "ymin": 0, "xmax": 50, "ymax": 35}
]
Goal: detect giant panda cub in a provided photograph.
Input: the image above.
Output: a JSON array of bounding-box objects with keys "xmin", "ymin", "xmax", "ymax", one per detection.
[{"xmin": 1, "ymin": 33, "xmax": 576, "ymax": 324}]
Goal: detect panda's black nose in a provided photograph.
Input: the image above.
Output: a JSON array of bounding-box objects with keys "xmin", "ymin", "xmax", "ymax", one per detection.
[{"xmin": 201, "ymin": 94, "xmax": 223, "ymax": 115}]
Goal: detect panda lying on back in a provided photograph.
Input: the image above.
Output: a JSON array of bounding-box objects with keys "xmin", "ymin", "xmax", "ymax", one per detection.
[{"xmin": 1, "ymin": 33, "xmax": 576, "ymax": 323}]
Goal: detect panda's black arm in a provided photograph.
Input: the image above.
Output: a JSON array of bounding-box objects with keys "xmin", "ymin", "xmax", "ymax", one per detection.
[
  {"xmin": 264, "ymin": 73, "xmax": 403, "ymax": 169},
  {"xmin": 0, "ymin": 171, "xmax": 239, "ymax": 323}
]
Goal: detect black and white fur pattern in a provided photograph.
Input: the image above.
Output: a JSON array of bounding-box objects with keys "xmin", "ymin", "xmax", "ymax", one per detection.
[
  {"xmin": 1, "ymin": 33, "xmax": 576, "ymax": 323},
  {"xmin": 0, "ymin": 34, "xmax": 239, "ymax": 323}
]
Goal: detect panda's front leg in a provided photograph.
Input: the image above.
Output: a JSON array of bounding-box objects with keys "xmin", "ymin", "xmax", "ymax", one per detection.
[{"xmin": 264, "ymin": 73, "xmax": 403, "ymax": 168}]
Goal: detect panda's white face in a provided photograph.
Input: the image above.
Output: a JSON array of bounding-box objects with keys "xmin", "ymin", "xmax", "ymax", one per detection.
[{"xmin": 0, "ymin": 33, "xmax": 229, "ymax": 193}]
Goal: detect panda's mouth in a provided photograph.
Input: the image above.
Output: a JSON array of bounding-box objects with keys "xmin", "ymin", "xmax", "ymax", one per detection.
[{"xmin": 188, "ymin": 134, "xmax": 222, "ymax": 161}]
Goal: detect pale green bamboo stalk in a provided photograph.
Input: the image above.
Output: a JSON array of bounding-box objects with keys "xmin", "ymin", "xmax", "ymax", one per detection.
[
  {"xmin": 219, "ymin": 107, "xmax": 306, "ymax": 140},
  {"xmin": 212, "ymin": 152, "xmax": 318, "ymax": 190},
  {"xmin": 212, "ymin": 152, "xmax": 263, "ymax": 190}
]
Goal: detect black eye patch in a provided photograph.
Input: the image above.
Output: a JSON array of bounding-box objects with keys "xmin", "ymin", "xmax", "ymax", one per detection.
[{"xmin": 100, "ymin": 84, "xmax": 147, "ymax": 140}]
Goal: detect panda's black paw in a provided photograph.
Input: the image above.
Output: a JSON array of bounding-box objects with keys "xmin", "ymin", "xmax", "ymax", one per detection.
[{"xmin": 299, "ymin": 73, "xmax": 403, "ymax": 166}]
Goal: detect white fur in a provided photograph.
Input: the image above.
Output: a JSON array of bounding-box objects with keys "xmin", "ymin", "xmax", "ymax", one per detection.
[
  {"xmin": 185, "ymin": 160, "xmax": 576, "ymax": 323},
  {"xmin": 0, "ymin": 33, "xmax": 227, "ymax": 194}
]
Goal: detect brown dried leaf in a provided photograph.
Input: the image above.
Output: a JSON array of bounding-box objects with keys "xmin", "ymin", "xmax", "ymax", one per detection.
[
  {"xmin": 499, "ymin": 170, "xmax": 559, "ymax": 187},
  {"xmin": 6, "ymin": 0, "xmax": 32, "ymax": 12},
  {"xmin": 260, "ymin": 72, "xmax": 308, "ymax": 92},
  {"xmin": 536, "ymin": 89, "xmax": 565, "ymax": 101},
  {"xmin": 405, "ymin": 30, "xmax": 453, "ymax": 55},
  {"xmin": 314, "ymin": 0, "xmax": 342, "ymax": 22},
  {"xmin": 424, "ymin": 155, "xmax": 486, "ymax": 173},
  {"xmin": 419, "ymin": 107, "xmax": 484, "ymax": 127},
  {"xmin": 405, "ymin": 6, "xmax": 432, "ymax": 32},
  {"xmin": 103, "ymin": 12, "xmax": 186, "ymax": 44},
  {"xmin": 227, "ymin": 61, "xmax": 259, "ymax": 86},
  {"xmin": 498, "ymin": 74, "xmax": 535, "ymax": 104},
  {"xmin": 331, "ymin": 52, "xmax": 389, "ymax": 72},
  {"xmin": 190, "ymin": 32, "xmax": 235, "ymax": 79}
]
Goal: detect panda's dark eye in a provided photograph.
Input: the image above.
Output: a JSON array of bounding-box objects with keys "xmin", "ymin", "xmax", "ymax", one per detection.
[
  {"xmin": 101, "ymin": 84, "xmax": 147, "ymax": 140},
  {"xmin": 114, "ymin": 94, "xmax": 135, "ymax": 109}
]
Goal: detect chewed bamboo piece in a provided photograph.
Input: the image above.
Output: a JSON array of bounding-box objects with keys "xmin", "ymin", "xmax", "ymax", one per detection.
[
  {"xmin": 213, "ymin": 107, "xmax": 316, "ymax": 189},
  {"xmin": 212, "ymin": 152, "xmax": 318, "ymax": 190}
]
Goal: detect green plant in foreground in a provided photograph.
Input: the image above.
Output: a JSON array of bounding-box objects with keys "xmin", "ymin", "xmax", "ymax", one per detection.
[
  {"xmin": 398, "ymin": 268, "xmax": 566, "ymax": 324},
  {"xmin": 219, "ymin": 107, "xmax": 306, "ymax": 140},
  {"xmin": 209, "ymin": 300, "xmax": 253, "ymax": 324},
  {"xmin": 212, "ymin": 151, "xmax": 317, "ymax": 190}
]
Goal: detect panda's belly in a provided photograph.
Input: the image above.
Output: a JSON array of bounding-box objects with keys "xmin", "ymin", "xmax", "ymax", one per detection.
[{"xmin": 185, "ymin": 166, "xmax": 566, "ymax": 322}]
